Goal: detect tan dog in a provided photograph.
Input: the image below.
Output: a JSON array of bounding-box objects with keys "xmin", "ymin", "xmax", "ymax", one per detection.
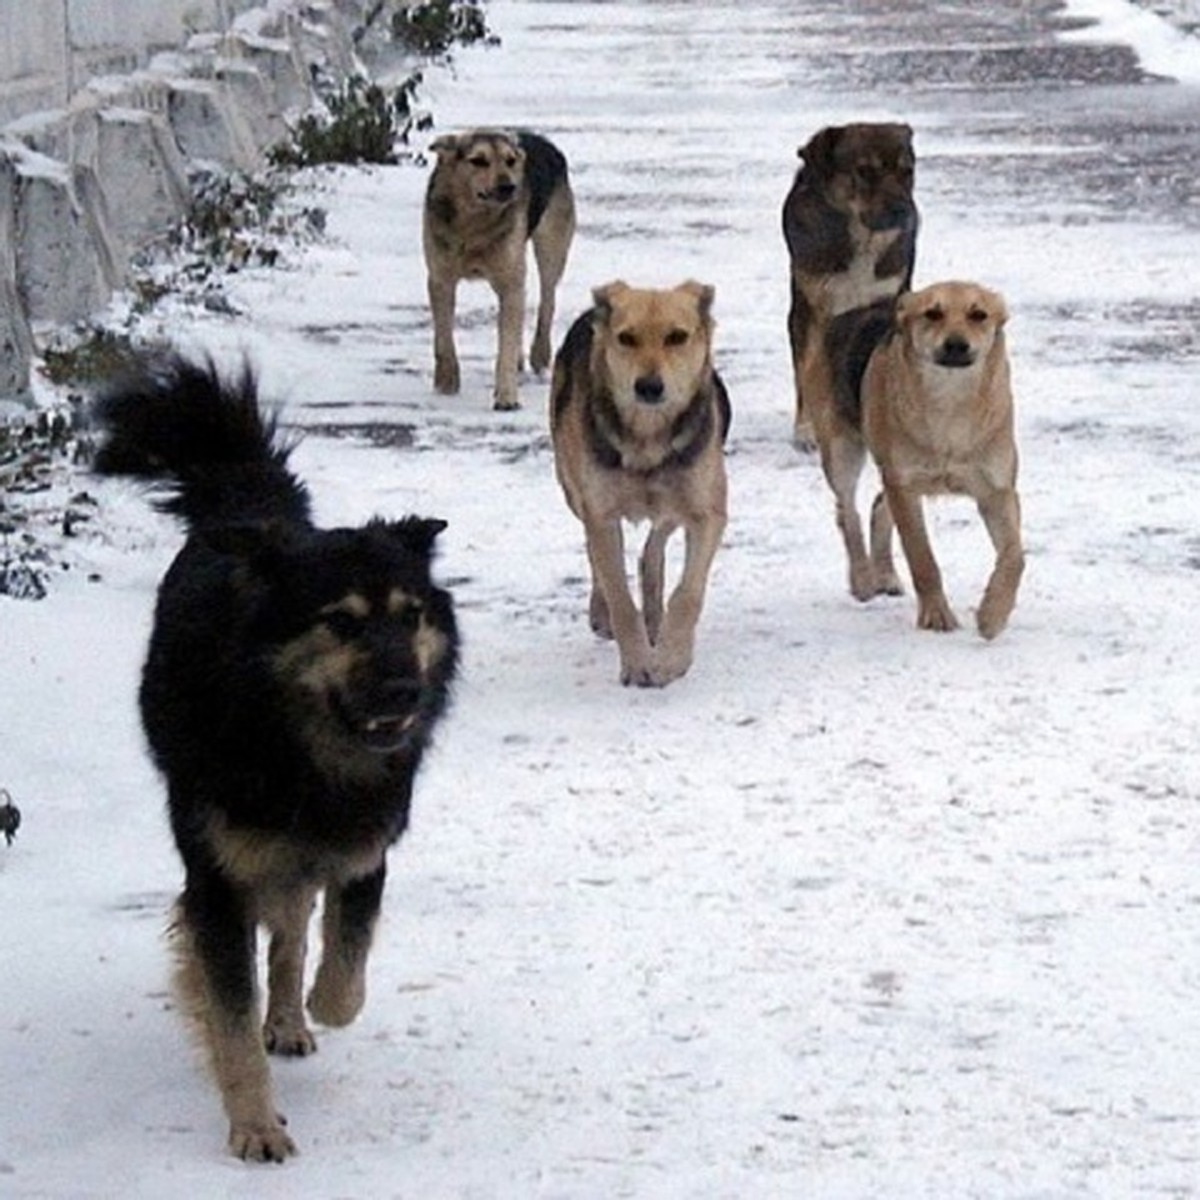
[
  {"xmin": 423, "ymin": 129, "xmax": 576, "ymax": 410},
  {"xmin": 862, "ymin": 280, "xmax": 1024, "ymax": 638},
  {"xmin": 550, "ymin": 281, "xmax": 732, "ymax": 687}
]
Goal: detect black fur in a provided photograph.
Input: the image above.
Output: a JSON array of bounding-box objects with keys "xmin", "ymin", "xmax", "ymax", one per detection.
[
  {"xmin": 517, "ymin": 130, "xmax": 569, "ymax": 236},
  {"xmin": 93, "ymin": 353, "xmax": 458, "ymax": 1158}
]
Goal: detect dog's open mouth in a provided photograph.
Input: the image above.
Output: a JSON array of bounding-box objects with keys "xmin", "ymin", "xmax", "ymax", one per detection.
[
  {"xmin": 359, "ymin": 712, "xmax": 420, "ymax": 753},
  {"xmin": 331, "ymin": 690, "xmax": 424, "ymax": 754}
]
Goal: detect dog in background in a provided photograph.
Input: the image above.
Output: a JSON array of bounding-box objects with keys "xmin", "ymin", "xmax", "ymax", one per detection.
[
  {"xmin": 862, "ymin": 280, "xmax": 1024, "ymax": 638},
  {"xmin": 551, "ymin": 280, "xmax": 731, "ymax": 687},
  {"xmin": 781, "ymin": 122, "xmax": 918, "ymax": 597},
  {"xmin": 94, "ymin": 355, "xmax": 459, "ymax": 1161},
  {"xmin": 423, "ymin": 128, "xmax": 576, "ymax": 410}
]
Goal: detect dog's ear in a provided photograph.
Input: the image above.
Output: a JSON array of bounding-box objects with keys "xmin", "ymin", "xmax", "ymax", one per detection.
[
  {"xmin": 798, "ymin": 126, "xmax": 843, "ymax": 173},
  {"xmin": 373, "ymin": 516, "xmax": 448, "ymax": 557},
  {"xmin": 895, "ymin": 291, "xmax": 920, "ymax": 326},
  {"xmin": 679, "ymin": 280, "xmax": 716, "ymax": 323},
  {"xmin": 989, "ymin": 291, "xmax": 1010, "ymax": 328},
  {"xmin": 430, "ymin": 134, "xmax": 462, "ymax": 158},
  {"xmin": 591, "ymin": 280, "xmax": 629, "ymax": 324}
]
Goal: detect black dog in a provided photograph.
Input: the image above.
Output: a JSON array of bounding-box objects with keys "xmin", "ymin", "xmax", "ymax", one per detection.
[{"xmin": 94, "ymin": 355, "xmax": 458, "ymax": 1162}]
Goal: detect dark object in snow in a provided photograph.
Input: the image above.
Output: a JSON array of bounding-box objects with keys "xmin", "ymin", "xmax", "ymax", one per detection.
[{"xmin": 0, "ymin": 790, "xmax": 21, "ymax": 845}]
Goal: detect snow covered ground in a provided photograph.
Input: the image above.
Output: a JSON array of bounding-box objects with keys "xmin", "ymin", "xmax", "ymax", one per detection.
[{"xmin": 2, "ymin": 1, "xmax": 1199, "ymax": 1196}]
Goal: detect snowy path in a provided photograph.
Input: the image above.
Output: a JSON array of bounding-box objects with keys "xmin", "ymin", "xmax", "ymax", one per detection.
[{"xmin": 3, "ymin": 2, "xmax": 1200, "ymax": 1196}]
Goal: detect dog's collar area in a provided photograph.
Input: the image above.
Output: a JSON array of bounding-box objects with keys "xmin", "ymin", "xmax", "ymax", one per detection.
[{"xmin": 586, "ymin": 383, "xmax": 719, "ymax": 475}]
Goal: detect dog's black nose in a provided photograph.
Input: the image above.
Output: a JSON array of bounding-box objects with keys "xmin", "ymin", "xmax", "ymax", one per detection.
[
  {"xmin": 634, "ymin": 374, "xmax": 665, "ymax": 403},
  {"xmin": 493, "ymin": 179, "xmax": 517, "ymax": 201},
  {"xmin": 937, "ymin": 335, "xmax": 974, "ymax": 368}
]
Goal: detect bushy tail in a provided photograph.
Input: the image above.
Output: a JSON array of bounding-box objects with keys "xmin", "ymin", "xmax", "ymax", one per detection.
[{"xmin": 93, "ymin": 352, "xmax": 311, "ymax": 530}]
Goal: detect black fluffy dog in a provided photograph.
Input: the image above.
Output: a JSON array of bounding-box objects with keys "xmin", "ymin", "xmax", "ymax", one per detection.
[{"xmin": 94, "ymin": 355, "xmax": 458, "ymax": 1162}]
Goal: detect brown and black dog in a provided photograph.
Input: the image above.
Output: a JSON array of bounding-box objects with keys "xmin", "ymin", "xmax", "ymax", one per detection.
[
  {"xmin": 862, "ymin": 280, "xmax": 1024, "ymax": 639},
  {"xmin": 781, "ymin": 122, "xmax": 918, "ymax": 597},
  {"xmin": 423, "ymin": 128, "xmax": 576, "ymax": 410},
  {"xmin": 551, "ymin": 281, "xmax": 731, "ymax": 687}
]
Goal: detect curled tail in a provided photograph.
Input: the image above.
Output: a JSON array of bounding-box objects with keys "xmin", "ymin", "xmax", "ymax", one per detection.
[{"xmin": 93, "ymin": 353, "xmax": 310, "ymax": 530}]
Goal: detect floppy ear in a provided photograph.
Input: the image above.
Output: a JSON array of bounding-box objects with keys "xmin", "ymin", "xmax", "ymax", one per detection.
[
  {"xmin": 799, "ymin": 126, "xmax": 843, "ymax": 173},
  {"xmin": 591, "ymin": 280, "xmax": 629, "ymax": 325},
  {"xmin": 679, "ymin": 280, "xmax": 716, "ymax": 323},
  {"xmin": 894, "ymin": 291, "xmax": 920, "ymax": 326},
  {"xmin": 430, "ymin": 134, "xmax": 462, "ymax": 158},
  {"xmin": 990, "ymin": 291, "xmax": 1010, "ymax": 328}
]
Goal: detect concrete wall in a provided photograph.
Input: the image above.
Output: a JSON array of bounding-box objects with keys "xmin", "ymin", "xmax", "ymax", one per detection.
[{"xmin": 0, "ymin": 0, "xmax": 379, "ymax": 410}]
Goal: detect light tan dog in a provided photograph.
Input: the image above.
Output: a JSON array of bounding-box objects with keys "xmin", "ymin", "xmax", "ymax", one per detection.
[
  {"xmin": 862, "ymin": 280, "xmax": 1024, "ymax": 638},
  {"xmin": 423, "ymin": 129, "xmax": 575, "ymax": 410},
  {"xmin": 550, "ymin": 281, "xmax": 732, "ymax": 686}
]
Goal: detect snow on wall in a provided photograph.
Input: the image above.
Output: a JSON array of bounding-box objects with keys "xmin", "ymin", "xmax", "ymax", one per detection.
[{"xmin": 0, "ymin": 0, "xmax": 372, "ymax": 409}]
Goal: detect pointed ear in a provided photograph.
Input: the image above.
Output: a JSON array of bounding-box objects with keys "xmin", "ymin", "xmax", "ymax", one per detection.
[
  {"xmin": 799, "ymin": 125, "xmax": 842, "ymax": 173},
  {"xmin": 591, "ymin": 280, "xmax": 629, "ymax": 325},
  {"xmin": 377, "ymin": 516, "xmax": 448, "ymax": 556},
  {"xmin": 680, "ymin": 280, "xmax": 715, "ymax": 323}
]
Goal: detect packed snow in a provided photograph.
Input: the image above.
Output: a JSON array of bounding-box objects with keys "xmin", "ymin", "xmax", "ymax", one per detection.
[{"xmin": 2, "ymin": 1, "xmax": 1199, "ymax": 1196}]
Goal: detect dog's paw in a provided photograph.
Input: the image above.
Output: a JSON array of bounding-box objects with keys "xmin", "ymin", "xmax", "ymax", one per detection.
[
  {"xmin": 308, "ymin": 967, "xmax": 366, "ymax": 1028},
  {"xmin": 263, "ymin": 1016, "xmax": 317, "ymax": 1057},
  {"xmin": 976, "ymin": 597, "xmax": 1012, "ymax": 641},
  {"xmin": 492, "ymin": 390, "xmax": 521, "ymax": 411},
  {"xmin": 229, "ymin": 1117, "xmax": 296, "ymax": 1163},
  {"xmin": 849, "ymin": 562, "xmax": 880, "ymax": 602},
  {"xmin": 433, "ymin": 359, "xmax": 461, "ymax": 395},
  {"xmin": 916, "ymin": 596, "xmax": 959, "ymax": 632},
  {"xmin": 792, "ymin": 421, "xmax": 817, "ymax": 453}
]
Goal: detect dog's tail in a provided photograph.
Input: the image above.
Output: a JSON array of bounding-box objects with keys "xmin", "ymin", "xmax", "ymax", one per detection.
[{"xmin": 93, "ymin": 352, "xmax": 311, "ymax": 529}]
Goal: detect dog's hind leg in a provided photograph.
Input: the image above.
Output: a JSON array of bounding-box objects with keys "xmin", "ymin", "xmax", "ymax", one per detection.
[
  {"xmin": 868, "ymin": 491, "xmax": 904, "ymax": 595},
  {"xmin": 308, "ymin": 862, "xmax": 386, "ymax": 1029},
  {"xmin": 174, "ymin": 872, "xmax": 296, "ymax": 1162},
  {"xmin": 428, "ymin": 274, "xmax": 461, "ymax": 395},
  {"xmin": 262, "ymin": 886, "xmax": 319, "ymax": 1056},
  {"xmin": 822, "ymin": 433, "xmax": 877, "ymax": 601},
  {"xmin": 787, "ymin": 284, "xmax": 816, "ymax": 450},
  {"xmin": 529, "ymin": 190, "xmax": 576, "ymax": 375},
  {"xmin": 883, "ymin": 480, "xmax": 958, "ymax": 632},
  {"xmin": 975, "ymin": 485, "xmax": 1024, "ymax": 639},
  {"xmin": 639, "ymin": 522, "xmax": 675, "ymax": 646}
]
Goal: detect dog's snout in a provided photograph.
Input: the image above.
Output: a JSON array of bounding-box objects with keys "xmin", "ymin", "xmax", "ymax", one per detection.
[
  {"xmin": 937, "ymin": 334, "xmax": 975, "ymax": 368},
  {"xmin": 493, "ymin": 178, "xmax": 517, "ymax": 201},
  {"xmin": 634, "ymin": 374, "xmax": 665, "ymax": 404}
]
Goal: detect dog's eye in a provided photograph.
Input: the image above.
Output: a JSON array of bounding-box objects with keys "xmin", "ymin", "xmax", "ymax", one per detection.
[
  {"xmin": 504, "ymin": 155, "xmax": 518, "ymax": 168},
  {"xmin": 664, "ymin": 328, "xmax": 689, "ymax": 348},
  {"xmin": 467, "ymin": 155, "xmax": 490, "ymax": 168},
  {"xmin": 924, "ymin": 307, "xmax": 944, "ymax": 323},
  {"xmin": 968, "ymin": 308, "xmax": 989, "ymax": 324},
  {"xmin": 616, "ymin": 331, "xmax": 639, "ymax": 349},
  {"xmin": 393, "ymin": 604, "xmax": 422, "ymax": 632},
  {"xmin": 321, "ymin": 610, "xmax": 366, "ymax": 640}
]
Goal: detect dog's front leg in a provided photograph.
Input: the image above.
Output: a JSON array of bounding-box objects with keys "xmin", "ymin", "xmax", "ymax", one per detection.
[
  {"xmin": 428, "ymin": 273, "xmax": 460, "ymax": 395},
  {"xmin": 492, "ymin": 274, "xmax": 526, "ymax": 410},
  {"xmin": 884, "ymin": 480, "xmax": 958, "ymax": 632},
  {"xmin": 262, "ymin": 886, "xmax": 319, "ymax": 1056},
  {"xmin": 175, "ymin": 873, "xmax": 296, "ymax": 1162},
  {"xmin": 639, "ymin": 523, "xmax": 674, "ymax": 646},
  {"xmin": 868, "ymin": 491, "xmax": 904, "ymax": 595},
  {"xmin": 653, "ymin": 510, "xmax": 726, "ymax": 686},
  {"xmin": 586, "ymin": 518, "xmax": 652, "ymax": 685},
  {"xmin": 308, "ymin": 861, "xmax": 386, "ymax": 1028},
  {"xmin": 975, "ymin": 485, "xmax": 1024, "ymax": 639}
]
